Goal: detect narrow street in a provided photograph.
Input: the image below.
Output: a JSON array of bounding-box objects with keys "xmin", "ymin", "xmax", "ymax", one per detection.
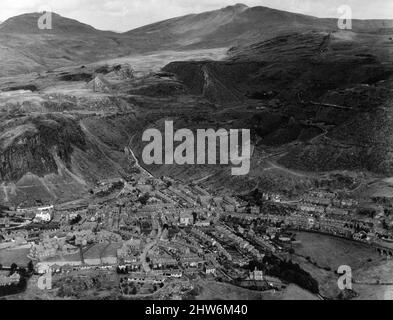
[{"xmin": 140, "ymin": 216, "xmax": 162, "ymax": 272}]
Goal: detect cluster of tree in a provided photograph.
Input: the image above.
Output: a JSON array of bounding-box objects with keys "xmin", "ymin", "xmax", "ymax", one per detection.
[
  {"xmin": 337, "ymin": 288, "xmax": 358, "ymax": 300},
  {"xmin": 7, "ymin": 261, "xmax": 34, "ymax": 277},
  {"xmin": 0, "ymin": 276, "xmax": 27, "ymax": 297},
  {"xmin": 182, "ymin": 287, "xmax": 199, "ymax": 300},
  {"xmin": 57, "ymin": 274, "xmax": 110, "ymax": 298},
  {"xmin": 70, "ymin": 214, "xmax": 82, "ymax": 225},
  {"xmin": 239, "ymin": 189, "xmax": 265, "ymax": 207},
  {"xmin": 116, "ymin": 266, "xmax": 130, "ymax": 274},
  {"xmin": 249, "ymin": 257, "xmax": 319, "ymax": 294},
  {"xmin": 0, "ymin": 261, "xmax": 34, "ymax": 297},
  {"xmin": 139, "ymin": 193, "xmax": 151, "ymax": 205},
  {"xmin": 119, "ymin": 279, "xmax": 164, "ymax": 296},
  {"xmin": 121, "ymin": 285, "xmax": 137, "ymax": 295}
]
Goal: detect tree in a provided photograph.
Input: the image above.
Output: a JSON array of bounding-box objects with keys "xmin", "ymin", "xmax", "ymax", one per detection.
[
  {"xmin": 139, "ymin": 193, "xmax": 150, "ymax": 205},
  {"xmin": 19, "ymin": 268, "xmax": 27, "ymax": 277},
  {"xmin": 131, "ymin": 286, "xmax": 137, "ymax": 295},
  {"xmin": 27, "ymin": 261, "xmax": 34, "ymax": 274},
  {"xmin": 123, "ymin": 286, "xmax": 129, "ymax": 295},
  {"xmin": 10, "ymin": 263, "xmax": 18, "ymax": 275}
]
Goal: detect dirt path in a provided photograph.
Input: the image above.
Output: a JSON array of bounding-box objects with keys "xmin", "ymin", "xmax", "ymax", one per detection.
[
  {"xmin": 125, "ymin": 146, "xmax": 153, "ymax": 178},
  {"xmin": 140, "ymin": 217, "xmax": 162, "ymax": 272},
  {"xmin": 265, "ymin": 160, "xmax": 306, "ymax": 177},
  {"xmin": 309, "ymin": 124, "xmax": 329, "ymax": 144}
]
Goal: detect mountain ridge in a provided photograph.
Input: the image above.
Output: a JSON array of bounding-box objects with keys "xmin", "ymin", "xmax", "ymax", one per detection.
[
  {"xmin": 0, "ymin": 4, "xmax": 392, "ymax": 77},
  {"xmin": 0, "ymin": 12, "xmax": 102, "ymax": 34},
  {"xmin": 1, "ymin": 4, "xmax": 393, "ymax": 35}
]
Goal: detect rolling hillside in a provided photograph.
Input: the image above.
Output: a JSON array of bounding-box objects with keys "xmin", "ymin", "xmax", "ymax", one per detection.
[
  {"xmin": 0, "ymin": 4, "xmax": 392, "ymax": 77},
  {"xmin": 124, "ymin": 4, "xmax": 393, "ymax": 49},
  {"xmin": 0, "ymin": 12, "xmax": 100, "ymax": 34}
]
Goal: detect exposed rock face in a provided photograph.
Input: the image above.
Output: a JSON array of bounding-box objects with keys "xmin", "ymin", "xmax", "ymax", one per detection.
[
  {"xmin": 0, "ymin": 114, "xmax": 87, "ymax": 181},
  {"xmin": 164, "ymin": 30, "xmax": 393, "ymax": 176},
  {"xmin": 164, "ymin": 32, "xmax": 393, "ymax": 105},
  {"xmin": 163, "ymin": 61, "xmax": 260, "ymax": 103}
]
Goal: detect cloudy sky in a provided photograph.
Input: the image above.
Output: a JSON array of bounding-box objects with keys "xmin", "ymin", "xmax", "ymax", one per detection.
[{"xmin": 0, "ymin": 0, "xmax": 392, "ymax": 31}]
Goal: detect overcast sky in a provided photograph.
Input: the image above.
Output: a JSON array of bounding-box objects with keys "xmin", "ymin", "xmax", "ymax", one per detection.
[{"xmin": 0, "ymin": 0, "xmax": 392, "ymax": 32}]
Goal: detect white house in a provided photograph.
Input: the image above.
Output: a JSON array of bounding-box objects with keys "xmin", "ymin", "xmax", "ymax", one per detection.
[
  {"xmin": 179, "ymin": 212, "xmax": 193, "ymax": 226},
  {"xmin": 34, "ymin": 206, "xmax": 54, "ymax": 223}
]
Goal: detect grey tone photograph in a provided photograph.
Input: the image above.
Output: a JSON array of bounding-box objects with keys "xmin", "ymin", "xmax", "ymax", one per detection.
[{"xmin": 0, "ymin": 0, "xmax": 393, "ymax": 302}]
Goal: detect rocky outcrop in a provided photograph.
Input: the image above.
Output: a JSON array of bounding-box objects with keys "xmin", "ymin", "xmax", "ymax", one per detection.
[
  {"xmin": 164, "ymin": 31, "xmax": 393, "ymax": 105},
  {"xmin": 0, "ymin": 114, "xmax": 87, "ymax": 181}
]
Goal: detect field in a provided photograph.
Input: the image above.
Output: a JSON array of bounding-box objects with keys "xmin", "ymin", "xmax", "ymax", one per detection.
[
  {"xmin": 293, "ymin": 232, "xmax": 380, "ymax": 271},
  {"xmin": 0, "ymin": 247, "xmax": 31, "ymax": 267},
  {"xmin": 291, "ymin": 232, "xmax": 386, "ymax": 299},
  {"xmin": 194, "ymin": 280, "xmax": 318, "ymax": 300}
]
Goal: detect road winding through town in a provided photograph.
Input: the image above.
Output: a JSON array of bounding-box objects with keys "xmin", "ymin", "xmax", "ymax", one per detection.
[{"xmin": 140, "ymin": 216, "xmax": 163, "ymax": 272}]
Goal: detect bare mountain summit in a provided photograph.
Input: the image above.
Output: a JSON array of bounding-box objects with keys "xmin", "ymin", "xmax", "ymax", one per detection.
[
  {"xmin": 0, "ymin": 12, "xmax": 100, "ymax": 34},
  {"xmin": 0, "ymin": 4, "xmax": 392, "ymax": 76}
]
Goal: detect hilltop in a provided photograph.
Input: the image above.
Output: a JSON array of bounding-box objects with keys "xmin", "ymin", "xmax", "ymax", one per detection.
[
  {"xmin": 124, "ymin": 4, "xmax": 393, "ymax": 49},
  {"xmin": 0, "ymin": 12, "xmax": 100, "ymax": 34},
  {"xmin": 0, "ymin": 4, "xmax": 392, "ymax": 77}
]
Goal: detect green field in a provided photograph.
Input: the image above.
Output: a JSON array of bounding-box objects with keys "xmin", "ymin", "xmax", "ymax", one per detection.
[{"xmin": 292, "ymin": 231, "xmax": 385, "ymax": 299}]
